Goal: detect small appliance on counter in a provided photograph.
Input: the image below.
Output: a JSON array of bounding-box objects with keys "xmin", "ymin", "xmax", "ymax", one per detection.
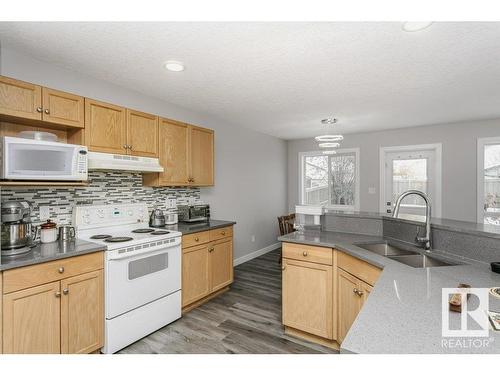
[
  {"xmin": 149, "ymin": 208, "xmax": 166, "ymax": 227},
  {"xmin": 165, "ymin": 213, "xmax": 178, "ymax": 225},
  {"xmin": 1, "ymin": 201, "xmax": 34, "ymax": 256},
  {"xmin": 177, "ymin": 204, "xmax": 210, "ymax": 223}
]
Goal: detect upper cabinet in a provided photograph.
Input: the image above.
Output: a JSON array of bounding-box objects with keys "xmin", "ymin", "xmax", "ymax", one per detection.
[
  {"xmin": 42, "ymin": 87, "xmax": 84, "ymax": 128},
  {"xmin": 0, "ymin": 76, "xmax": 84, "ymax": 127},
  {"xmin": 84, "ymin": 98, "xmax": 127, "ymax": 154},
  {"xmin": 190, "ymin": 126, "xmax": 214, "ymax": 186},
  {"xmin": 126, "ymin": 109, "xmax": 159, "ymax": 158},
  {"xmin": 0, "ymin": 76, "xmax": 42, "ymax": 121},
  {"xmin": 144, "ymin": 120, "xmax": 214, "ymax": 187}
]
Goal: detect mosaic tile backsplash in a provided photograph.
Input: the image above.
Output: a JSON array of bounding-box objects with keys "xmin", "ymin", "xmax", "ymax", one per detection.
[{"xmin": 0, "ymin": 171, "xmax": 201, "ymax": 225}]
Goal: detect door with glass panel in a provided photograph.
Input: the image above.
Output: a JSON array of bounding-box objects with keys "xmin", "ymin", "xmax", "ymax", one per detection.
[
  {"xmin": 383, "ymin": 149, "xmax": 436, "ymax": 220},
  {"xmin": 479, "ymin": 140, "xmax": 500, "ymax": 225}
]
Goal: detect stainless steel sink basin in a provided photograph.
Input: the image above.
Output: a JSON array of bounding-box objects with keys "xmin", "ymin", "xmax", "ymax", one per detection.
[
  {"xmin": 387, "ymin": 254, "xmax": 458, "ymax": 268},
  {"xmin": 354, "ymin": 241, "xmax": 419, "ymax": 256}
]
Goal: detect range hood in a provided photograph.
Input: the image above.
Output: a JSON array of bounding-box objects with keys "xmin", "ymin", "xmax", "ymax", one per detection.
[{"xmin": 88, "ymin": 152, "xmax": 164, "ymax": 173}]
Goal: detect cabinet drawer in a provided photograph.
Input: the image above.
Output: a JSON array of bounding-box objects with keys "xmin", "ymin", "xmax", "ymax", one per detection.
[
  {"xmin": 337, "ymin": 251, "xmax": 381, "ymax": 286},
  {"xmin": 282, "ymin": 242, "xmax": 332, "ymax": 265},
  {"xmin": 2, "ymin": 252, "xmax": 104, "ymax": 294},
  {"xmin": 182, "ymin": 230, "xmax": 210, "ymax": 248},
  {"xmin": 209, "ymin": 226, "xmax": 233, "ymax": 242}
]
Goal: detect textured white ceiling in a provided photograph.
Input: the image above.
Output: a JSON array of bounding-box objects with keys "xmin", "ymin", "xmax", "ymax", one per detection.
[{"xmin": 1, "ymin": 22, "xmax": 500, "ymax": 140}]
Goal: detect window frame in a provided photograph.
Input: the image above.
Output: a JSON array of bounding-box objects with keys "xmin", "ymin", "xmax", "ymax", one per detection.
[
  {"xmin": 299, "ymin": 148, "xmax": 360, "ymax": 211},
  {"xmin": 477, "ymin": 136, "xmax": 500, "ymax": 224}
]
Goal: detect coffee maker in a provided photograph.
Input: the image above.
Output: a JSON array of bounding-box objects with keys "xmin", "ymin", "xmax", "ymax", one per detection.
[{"xmin": 1, "ymin": 201, "xmax": 34, "ymax": 256}]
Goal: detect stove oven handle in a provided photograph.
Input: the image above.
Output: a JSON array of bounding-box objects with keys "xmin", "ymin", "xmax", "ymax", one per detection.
[{"xmin": 107, "ymin": 243, "xmax": 179, "ymax": 261}]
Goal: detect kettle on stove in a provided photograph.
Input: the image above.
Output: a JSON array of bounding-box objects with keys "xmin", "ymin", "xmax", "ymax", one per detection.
[{"xmin": 149, "ymin": 208, "xmax": 166, "ymax": 227}]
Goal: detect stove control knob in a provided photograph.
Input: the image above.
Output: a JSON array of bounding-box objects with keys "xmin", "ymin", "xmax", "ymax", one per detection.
[
  {"xmin": 84, "ymin": 217, "xmax": 90, "ymax": 224},
  {"xmin": 128, "ymin": 210, "xmax": 133, "ymax": 216}
]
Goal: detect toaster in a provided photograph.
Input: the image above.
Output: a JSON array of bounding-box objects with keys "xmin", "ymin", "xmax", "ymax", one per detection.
[{"xmin": 178, "ymin": 204, "xmax": 210, "ymax": 223}]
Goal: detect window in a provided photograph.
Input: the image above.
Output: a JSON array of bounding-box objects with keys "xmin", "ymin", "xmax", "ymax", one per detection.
[
  {"xmin": 299, "ymin": 148, "xmax": 360, "ymax": 210},
  {"xmin": 477, "ymin": 137, "xmax": 500, "ymax": 225}
]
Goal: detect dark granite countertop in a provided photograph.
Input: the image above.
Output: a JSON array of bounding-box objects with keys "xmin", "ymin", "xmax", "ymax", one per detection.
[
  {"xmin": 0, "ymin": 239, "xmax": 105, "ymax": 271},
  {"xmin": 279, "ymin": 230, "xmax": 500, "ymax": 354},
  {"xmin": 159, "ymin": 219, "xmax": 236, "ymax": 235}
]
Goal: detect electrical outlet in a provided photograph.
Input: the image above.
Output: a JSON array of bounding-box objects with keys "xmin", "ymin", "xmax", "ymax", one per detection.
[
  {"xmin": 251, "ymin": 235, "xmax": 255, "ymax": 242},
  {"xmin": 368, "ymin": 187, "xmax": 376, "ymax": 194},
  {"xmin": 39, "ymin": 206, "xmax": 50, "ymax": 221}
]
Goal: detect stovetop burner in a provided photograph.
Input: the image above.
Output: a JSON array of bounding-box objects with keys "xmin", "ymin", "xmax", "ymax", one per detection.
[
  {"xmin": 91, "ymin": 234, "xmax": 112, "ymax": 239},
  {"xmin": 104, "ymin": 236, "xmax": 134, "ymax": 243},
  {"xmin": 490, "ymin": 287, "xmax": 500, "ymax": 299},
  {"xmin": 151, "ymin": 230, "xmax": 170, "ymax": 235},
  {"xmin": 131, "ymin": 228, "xmax": 155, "ymax": 233}
]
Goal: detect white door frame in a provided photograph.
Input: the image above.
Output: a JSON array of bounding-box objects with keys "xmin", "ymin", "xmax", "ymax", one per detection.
[
  {"xmin": 477, "ymin": 136, "xmax": 500, "ymax": 223},
  {"xmin": 379, "ymin": 143, "xmax": 442, "ymax": 218}
]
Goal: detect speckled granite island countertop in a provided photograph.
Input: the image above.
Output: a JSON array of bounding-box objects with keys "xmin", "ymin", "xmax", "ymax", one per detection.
[
  {"xmin": 0, "ymin": 239, "xmax": 105, "ymax": 271},
  {"xmin": 161, "ymin": 220, "xmax": 236, "ymax": 235},
  {"xmin": 279, "ymin": 230, "xmax": 500, "ymax": 354}
]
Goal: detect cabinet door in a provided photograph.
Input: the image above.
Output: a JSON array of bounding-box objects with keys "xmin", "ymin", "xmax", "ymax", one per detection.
[
  {"xmin": 282, "ymin": 258, "xmax": 333, "ymax": 339},
  {"xmin": 182, "ymin": 244, "xmax": 210, "ymax": 307},
  {"xmin": 190, "ymin": 126, "xmax": 214, "ymax": 186},
  {"xmin": 85, "ymin": 98, "xmax": 127, "ymax": 154},
  {"xmin": 61, "ymin": 270, "xmax": 104, "ymax": 354},
  {"xmin": 127, "ymin": 109, "xmax": 158, "ymax": 157},
  {"xmin": 209, "ymin": 239, "xmax": 233, "ymax": 292},
  {"xmin": 0, "ymin": 76, "xmax": 42, "ymax": 120},
  {"xmin": 337, "ymin": 269, "xmax": 362, "ymax": 343},
  {"xmin": 42, "ymin": 87, "xmax": 84, "ymax": 128},
  {"xmin": 158, "ymin": 118, "xmax": 190, "ymax": 185},
  {"xmin": 3, "ymin": 281, "xmax": 61, "ymax": 354}
]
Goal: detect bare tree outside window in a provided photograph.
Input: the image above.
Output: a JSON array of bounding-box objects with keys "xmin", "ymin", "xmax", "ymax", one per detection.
[{"xmin": 330, "ymin": 154, "xmax": 355, "ymax": 206}]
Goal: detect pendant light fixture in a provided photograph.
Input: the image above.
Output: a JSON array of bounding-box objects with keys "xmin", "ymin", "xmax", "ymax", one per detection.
[{"xmin": 315, "ymin": 118, "xmax": 344, "ymax": 154}]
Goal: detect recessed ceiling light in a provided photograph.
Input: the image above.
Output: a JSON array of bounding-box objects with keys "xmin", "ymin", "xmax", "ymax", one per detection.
[
  {"xmin": 164, "ymin": 61, "xmax": 185, "ymax": 72},
  {"xmin": 321, "ymin": 118, "xmax": 337, "ymax": 124},
  {"xmin": 402, "ymin": 22, "xmax": 433, "ymax": 32}
]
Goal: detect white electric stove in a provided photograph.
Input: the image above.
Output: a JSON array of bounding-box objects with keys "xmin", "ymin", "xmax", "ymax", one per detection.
[{"xmin": 73, "ymin": 203, "xmax": 182, "ymax": 354}]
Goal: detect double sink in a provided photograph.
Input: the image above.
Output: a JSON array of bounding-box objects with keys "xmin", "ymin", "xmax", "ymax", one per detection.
[{"xmin": 354, "ymin": 241, "xmax": 459, "ymax": 268}]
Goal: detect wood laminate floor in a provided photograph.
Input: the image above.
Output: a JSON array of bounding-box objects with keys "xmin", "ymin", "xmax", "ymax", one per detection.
[{"xmin": 118, "ymin": 249, "xmax": 338, "ymax": 354}]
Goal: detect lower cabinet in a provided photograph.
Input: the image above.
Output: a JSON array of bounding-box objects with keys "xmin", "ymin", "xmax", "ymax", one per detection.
[
  {"xmin": 282, "ymin": 258, "xmax": 333, "ymax": 339},
  {"xmin": 2, "ymin": 252, "xmax": 104, "ymax": 354},
  {"xmin": 182, "ymin": 226, "xmax": 234, "ymax": 311},
  {"xmin": 281, "ymin": 242, "xmax": 381, "ymax": 348}
]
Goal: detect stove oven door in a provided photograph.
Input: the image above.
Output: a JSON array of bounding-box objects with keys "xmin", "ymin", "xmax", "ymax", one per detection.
[{"xmin": 105, "ymin": 242, "xmax": 181, "ymax": 319}]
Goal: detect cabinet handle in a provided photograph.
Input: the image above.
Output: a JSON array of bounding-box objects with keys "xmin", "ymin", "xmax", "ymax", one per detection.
[
  {"xmin": 302, "ymin": 251, "xmax": 308, "ymax": 257},
  {"xmin": 63, "ymin": 288, "xmax": 69, "ymax": 295},
  {"xmin": 36, "ymin": 107, "xmax": 43, "ymax": 113},
  {"xmin": 353, "ymin": 288, "xmax": 364, "ymax": 297},
  {"xmin": 281, "ymin": 265, "xmax": 286, "ymax": 271},
  {"xmin": 194, "ymin": 237, "xmax": 200, "ymax": 242},
  {"xmin": 44, "ymin": 109, "xmax": 50, "ymax": 115},
  {"xmin": 123, "ymin": 144, "xmax": 128, "ymax": 149},
  {"xmin": 55, "ymin": 291, "xmax": 61, "ymax": 298},
  {"xmin": 128, "ymin": 145, "xmax": 133, "ymax": 150},
  {"xmin": 58, "ymin": 267, "xmax": 65, "ymax": 274},
  {"xmin": 208, "ymin": 247, "xmax": 214, "ymax": 252},
  {"xmin": 221, "ymin": 231, "xmax": 226, "ymax": 235}
]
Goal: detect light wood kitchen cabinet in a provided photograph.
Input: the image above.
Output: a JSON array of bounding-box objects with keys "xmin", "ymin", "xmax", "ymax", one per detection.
[
  {"xmin": 0, "ymin": 76, "xmax": 85, "ymax": 128},
  {"xmin": 85, "ymin": 98, "xmax": 127, "ymax": 154},
  {"xmin": 61, "ymin": 270, "xmax": 104, "ymax": 354},
  {"xmin": 144, "ymin": 120, "xmax": 215, "ymax": 187},
  {"xmin": 182, "ymin": 243, "xmax": 211, "ymax": 307},
  {"xmin": 42, "ymin": 87, "xmax": 84, "ymax": 128},
  {"xmin": 0, "ymin": 76, "xmax": 42, "ymax": 121},
  {"xmin": 2, "ymin": 252, "xmax": 104, "ymax": 354},
  {"xmin": 190, "ymin": 126, "xmax": 214, "ymax": 186},
  {"xmin": 126, "ymin": 109, "xmax": 158, "ymax": 157},
  {"xmin": 282, "ymin": 258, "xmax": 333, "ymax": 339},
  {"xmin": 181, "ymin": 226, "xmax": 234, "ymax": 312},
  {"xmin": 3, "ymin": 281, "xmax": 61, "ymax": 354},
  {"xmin": 0, "ymin": 273, "xmax": 3, "ymax": 353}
]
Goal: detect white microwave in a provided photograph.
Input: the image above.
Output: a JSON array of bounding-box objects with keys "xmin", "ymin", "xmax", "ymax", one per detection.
[{"xmin": 0, "ymin": 136, "xmax": 88, "ymax": 181}]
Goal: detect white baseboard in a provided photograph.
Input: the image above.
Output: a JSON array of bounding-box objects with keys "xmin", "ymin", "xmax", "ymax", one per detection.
[{"xmin": 233, "ymin": 242, "xmax": 281, "ymax": 266}]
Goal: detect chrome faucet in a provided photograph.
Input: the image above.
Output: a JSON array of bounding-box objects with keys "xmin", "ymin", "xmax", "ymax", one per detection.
[{"xmin": 392, "ymin": 190, "xmax": 432, "ymax": 251}]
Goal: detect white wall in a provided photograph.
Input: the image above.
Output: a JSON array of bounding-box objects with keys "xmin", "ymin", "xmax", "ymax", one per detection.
[
  {"xmin": 0, "ymin": 47, "xmax": 288, "ymax": 261},
  {"xmin": 288, "ymin": 118, "xmax": 500, "ymax": 223}
]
